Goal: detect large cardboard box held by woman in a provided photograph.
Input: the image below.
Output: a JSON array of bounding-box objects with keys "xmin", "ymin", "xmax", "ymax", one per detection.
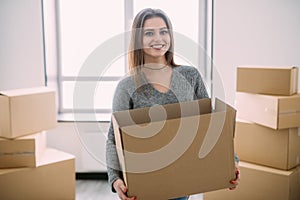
[{"xmin": 112, "ymin": 98, "xmax": 237, "ymax": 200}]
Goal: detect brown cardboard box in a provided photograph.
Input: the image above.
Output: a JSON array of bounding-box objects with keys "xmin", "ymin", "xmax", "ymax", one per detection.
[
  {"xmin": 0, "ymin": 132, "xmax": 46, "ymax": 168},
  {"xmin": 0, "ymin": 87, "xmax": 57, "ymax": 138},
  {"xmin": 234, "ymin": 120, "xmax": 300, "ymax": 170},
  {"xmin": 204, "ymin": 161, "xmax": 300, "ymax": 200},
  {"xmin": 112, "ymin": 98, "xmax": 236, "ymax": 200},
  {"xmin": 235, "ymin": 92, "xmax": 300, "ymax": 129},
  {"xmin": 0, "ymin": 148, "xmax": 75, "ymax": 200},
  {"xmin": 236, "ymin": 66, "xmax": 298, "ymax": 95}
]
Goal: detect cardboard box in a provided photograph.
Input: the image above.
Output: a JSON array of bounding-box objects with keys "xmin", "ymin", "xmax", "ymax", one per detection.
[
  {"xmin": 234, "ymin": 120, "xmax": 300, "ymax": 170},
  {"xmin": 0, "ymin": 148, "xmax": 75, "ymax": 200},
  {"xmin": 112, "ymin": 98, "xmax": 236, "ymax": 200},
  {"xmin": 0, "ymin": 87, "xmax": 57, "ymax": 138},
  {"xmin": 204, "ymin": 161, "xmax": 300, "ymax": 200},
  {"xmin": 236, "ymin": 66, "xmax": 298, "ymax": 95},
  {"xmin": 0, "ymin": 131, "xmax": 47, "ymax": 168},
  {"xmin": 235, "ymin": 92, "xmax": 300, "ymax": 129}
]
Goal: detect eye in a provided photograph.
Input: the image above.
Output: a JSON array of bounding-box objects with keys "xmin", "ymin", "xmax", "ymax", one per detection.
[
  {"xmin": 160, "ymin": 30, "xmax": 169, "ymax": 35},
  {"xmin": 144, "ymin": 31, "xmax": 154, "ymax": 36}
]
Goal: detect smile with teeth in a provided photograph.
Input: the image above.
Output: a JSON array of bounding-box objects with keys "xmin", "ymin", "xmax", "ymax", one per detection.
[{"xmin": 151, "ymin": 44, "xmax": 165, "ymax": 50}]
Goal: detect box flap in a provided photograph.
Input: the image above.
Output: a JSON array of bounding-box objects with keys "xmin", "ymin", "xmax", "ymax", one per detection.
[
  {"xmin": 0, "ymin": 167, "xmax": 26, "ymax": 176},
  {"xmin": 199, "ymin": 98, "xmax": 236, "ymax": 158},
  {"xmin": 278, "ymin": 94, "xmax": 300, "ymax": 113},
  {"xmin": 236, "ymin": 118, "xmax": 253, "ymax": 123},
  {"xmin": 239, "ymin": 161, "xmax": 294, "ymax": 176},
  {"xmin": 0, "ymin": 132, "xmax": 46, "ymax": 153},
  {"xmin": 0, "ymin": 87, "xmax": 54, "ymax": 97},
  {"xmin": 288, "ymin": 128, "xmax": 300, "ymax": 169},
  {"xmin": 291, "ymin": 67, "xmax": 298, "ymax": 94},
  {"xmin": 0, "ymin": 96, "xmax": 10, "ymax": 137},
  {"xmin": 0, "ymin": 148, "xmax": 74, "ymax": 176},
  {"xmin": 0, "ymin": 139, "xmax": 35, "ymax": 154},
  {"xmin": 113, "ymin": 98, "xmax": 211, "ymax": 127},
  {"xmin": 37, "ymin": 148, "xmax": 75, "ymax": 167},
  {"xmin": 111, "ymin": 115, "xmax": 128, "ymax": 183},
  {"xmin": 237, "ymin": 66, "xmax": 297, "ymax": 70},
  {"xmin": 214, "ymin": 98, "xmax": 236, "ymax": 135},
  {"xmin": 235, "ymin": 92, "xmax": 279, "ymax": 129}
]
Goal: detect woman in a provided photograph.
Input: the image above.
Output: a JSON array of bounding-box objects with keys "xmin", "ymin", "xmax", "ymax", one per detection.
[{"xmin": 106, "ymin": 8, "xmax": 240, "ymax": 200}]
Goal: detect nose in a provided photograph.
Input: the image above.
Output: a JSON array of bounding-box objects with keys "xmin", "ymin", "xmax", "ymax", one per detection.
[{"xmin": 153, "ymin": 31, "xmax": 162, "ymax": 42}]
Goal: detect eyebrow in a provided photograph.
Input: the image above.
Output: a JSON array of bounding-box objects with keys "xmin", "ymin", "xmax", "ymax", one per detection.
[{"xmin": 143, "ymin": 27, "xmax": 168, "ymax": 31}]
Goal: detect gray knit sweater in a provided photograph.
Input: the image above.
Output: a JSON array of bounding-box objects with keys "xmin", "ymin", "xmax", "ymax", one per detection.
[{"xmin": 105, "ymin": 65, "xmax": 209, "ymax": 191}]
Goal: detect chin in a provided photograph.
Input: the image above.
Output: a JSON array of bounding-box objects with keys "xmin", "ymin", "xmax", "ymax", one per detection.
[{"xmin": 147, "ymin": 51, "xmax": 167, "ymax": 58}]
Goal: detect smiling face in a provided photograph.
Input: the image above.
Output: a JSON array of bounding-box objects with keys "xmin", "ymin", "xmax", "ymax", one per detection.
[{"xmin": 142, "ymin": 17, "xmax": 171, "ymax": 63}]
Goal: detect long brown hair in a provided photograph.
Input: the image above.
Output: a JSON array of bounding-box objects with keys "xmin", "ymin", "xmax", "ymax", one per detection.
[{"xmin": 128, "ymin": 8, "xmax": 178, "ymax": 76}]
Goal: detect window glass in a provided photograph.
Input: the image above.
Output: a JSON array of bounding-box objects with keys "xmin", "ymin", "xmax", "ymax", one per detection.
[
  {"xmin": 59, "ymin": 0, "xmax": 124, "ymax": 77},
  {"xmin": 62, "ymin": 81, "xmax": 118, "ymax": 110}
]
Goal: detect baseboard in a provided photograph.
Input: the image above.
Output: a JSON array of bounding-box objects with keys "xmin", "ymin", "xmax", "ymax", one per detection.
[{"xmin": 76, "ymin": 172, "xmax": 108, "ymax": 180}]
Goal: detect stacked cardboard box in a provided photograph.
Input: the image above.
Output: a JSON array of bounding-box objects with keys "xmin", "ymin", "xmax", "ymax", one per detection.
[
  {"xmin": 0, "ymin": 87, "xmax": 75, "ymax": 200},
  {"xmin": 204, "ymin": 66, "xmax": 300, "ymax": 200}
]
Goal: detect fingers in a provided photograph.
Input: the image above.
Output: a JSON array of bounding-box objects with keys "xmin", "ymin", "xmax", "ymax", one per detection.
[
  {"xmin": 235, "ymin": 168, "xmax": 240, "ymax": 180},
  {"xmin": 113, "ymin": 179, "xmax": 136, "ymax": 200},
  {"xmin": 229, "ymin": 180, "xmax": 239, "ymax": 190},
  {"xmin": 229, "ymin": 165, "xmax": 240, "ymax": 190},
  {"xmin": 119, "ymin": 182, "xmax": 127, "ymax": 194}
]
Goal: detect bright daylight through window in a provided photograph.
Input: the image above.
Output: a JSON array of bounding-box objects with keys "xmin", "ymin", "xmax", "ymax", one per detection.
[{"xmin": 56, "ymin": 0, "xmax": 210, "ymax": 121}]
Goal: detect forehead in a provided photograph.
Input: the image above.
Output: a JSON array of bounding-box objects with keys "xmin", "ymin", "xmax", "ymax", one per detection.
[{"xmin": 143, "ymin": 17, "xmax": 167, "ymax": 29}]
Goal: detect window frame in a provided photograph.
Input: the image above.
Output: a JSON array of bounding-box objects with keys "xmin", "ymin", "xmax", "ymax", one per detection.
[{"xmin": 45, "ymin": 0, "xmax": 212, "ymax": 121}]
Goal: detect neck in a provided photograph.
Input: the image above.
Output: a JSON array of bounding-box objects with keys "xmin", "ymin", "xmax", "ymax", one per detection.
[
  {"xmin": 143, "ymin": 64, "xmax": 168, "ymax": 70},
  {"xmin": 144, "ymin": 55, "xmax": 167, "ymax": 65}
]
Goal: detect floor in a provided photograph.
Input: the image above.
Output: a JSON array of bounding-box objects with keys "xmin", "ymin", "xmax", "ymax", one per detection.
[
  {"xmin": 76, "ymin": 180, "xmax": 118, "ymax": 200},
  {"xmin": 76, "ymin": 180, "xmax": 203, "ymax": 200}
]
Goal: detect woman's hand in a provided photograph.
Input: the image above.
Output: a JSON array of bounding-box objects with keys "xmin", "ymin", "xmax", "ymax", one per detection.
[
  {"xmin": 113, "ymin": 179, "xmax": 136, "ymax": 200},
  {"xmin": 229, "ymin": 163, "xmax": 240, "ymax": 190}
]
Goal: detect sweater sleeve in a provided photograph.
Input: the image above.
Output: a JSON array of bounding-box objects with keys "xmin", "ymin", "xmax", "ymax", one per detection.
[{"xmin": 106, "ymin": 79, "xmax": 133, "ymax": 192}]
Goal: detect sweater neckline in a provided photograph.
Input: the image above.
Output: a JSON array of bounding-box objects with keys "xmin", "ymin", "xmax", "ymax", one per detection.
[{"xmin": 145, "ymin": 68, "xmax": 174, "ymax": 95}]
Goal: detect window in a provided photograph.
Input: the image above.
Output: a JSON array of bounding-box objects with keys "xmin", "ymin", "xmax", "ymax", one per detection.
[
  {"xmin": 56, "ymin": 0, "xmax": 125, "ymax": 121},
  {"xmin": 49, "ymin": 0, "xmax": 211, "ymax": 121}
]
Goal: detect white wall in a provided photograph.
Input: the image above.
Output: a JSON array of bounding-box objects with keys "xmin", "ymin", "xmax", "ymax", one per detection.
[
  {"xmin": 213, "ymin": 0, "xmax": 300, "ymax": 106},
  {"xmin": 0, "ymin": 0, "xmax": 45, "ymax": 90},
  {"xmin": 46, "ymin": 122, "xmax": 109, "ymax": 172},
  {"xmin": 2, "ymin": 0, "xmax": 300, "ymax": 173}
]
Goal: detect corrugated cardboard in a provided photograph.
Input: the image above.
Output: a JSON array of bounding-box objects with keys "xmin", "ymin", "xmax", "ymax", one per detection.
[
  {"xmin": 112, "ymin": 98, "xmax": 236, "ymax": 200},
  {"xmin": 235, "ymin": 92, "xmax": 300, "ymax": 129},
  {"xmin": 236, "ymin": 66, "xmax": 298, "ymax": 95},
  {"xmin": 0, "ymin": 148, "xmax": 75, "ymax": 200},
  {"xmin": 234, "ymin": 120, "xmax": 300, "ymax": 170},
  {"xmin": 0, "ymin": 87, "xmax": 57, "ymax": 138},
  {"xmin": 204, "ymin": 161, "xmax": 300, "ymax": 200},
  {"xmin": 0, "ymin": 131, "xmax": 46, "ymax": 168}
]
